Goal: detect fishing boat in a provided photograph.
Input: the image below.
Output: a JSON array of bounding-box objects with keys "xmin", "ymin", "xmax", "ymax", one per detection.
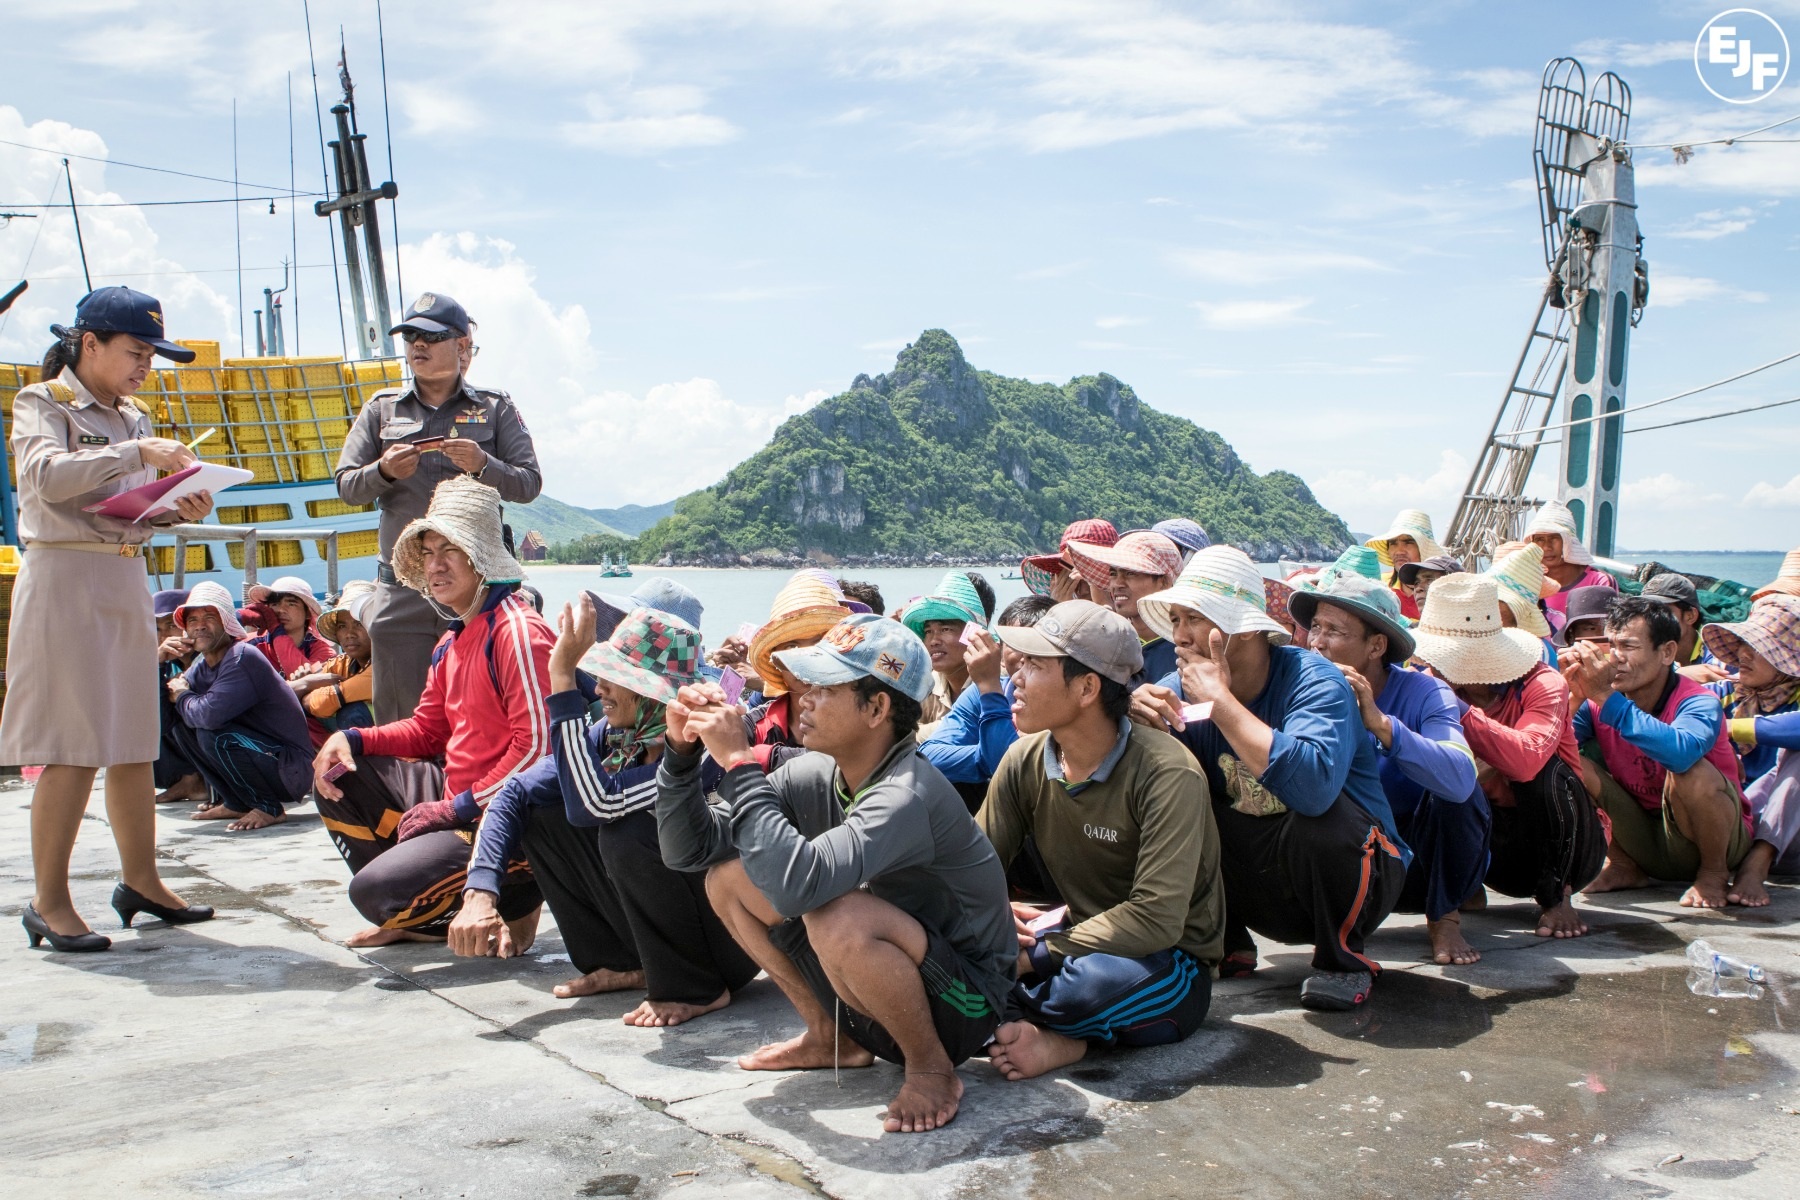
[{"xmin": 599, "ymin": 553, "xmax": 633, "ymax": 579}]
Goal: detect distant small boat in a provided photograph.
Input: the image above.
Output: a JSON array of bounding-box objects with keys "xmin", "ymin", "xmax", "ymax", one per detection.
[
  {"xmin": 1000, "ymin": 570, "xmax": 1021, "ymax": 581},
  {"xmin": 599, "ymin": 553, "xmax": 633, "ymax": 579}
]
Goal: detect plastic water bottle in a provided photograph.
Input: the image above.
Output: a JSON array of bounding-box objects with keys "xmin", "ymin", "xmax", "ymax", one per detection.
[{"xmin": 1686, "ymin": 939, "xmax": 1766, "ymax": 999}]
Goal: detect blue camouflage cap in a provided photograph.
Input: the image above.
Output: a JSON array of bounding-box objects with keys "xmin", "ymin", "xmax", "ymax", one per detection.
[
  {"xmin": 54, "ymin": 286, "xmax": 195, "ymax": 363},
  {"xmin": 774, "ymin": 613, "xmax": 934, "ymax": 702},
  {"xmin": 389, "ymin": 291, "xmax": 470, "ymax": 336}
]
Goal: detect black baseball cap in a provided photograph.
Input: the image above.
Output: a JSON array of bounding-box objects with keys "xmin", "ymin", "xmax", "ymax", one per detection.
[
  {"xmin": 1397, "ymin": 554, "xmax": 1463, "ymax": 587},
  {"xmin": 52, "ymin": 286, "xmax": 196, "ymax": 363},
  {"xmin": 389, "ymin": 291, "xmax": 470, "ymax": 336},
  {"xmin": 1642, "ymin": 572, "xmax": 1700, "ymax": 610}
]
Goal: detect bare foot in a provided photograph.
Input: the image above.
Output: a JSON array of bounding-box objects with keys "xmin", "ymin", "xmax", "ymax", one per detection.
[
  {"xmin": 1728, "ymin": 842, "xmax": 1776, "ymax": 908},
  {"xmin": 345, "ymin": 926, "xmax": 444, "ymax": 947},
  {"xmin": 156, "ymin": 774, "xmax": 206, "ymax": 804},
  {"xmin": 883, "ymin": 1070, "xmax": 963, "ymax": 1133},
  {"xmin": 227, "ymin": 808, "xmax": 285, "ymax": 832},
  {"xmin": 191, "ymin": 803, "xmax": 239, "ymax": 822},
  {"xmin": 505, "ymin": 906, "xmax": 540, "ymax": 957},
  {"xmin": 553, "ymin": 967, "xmax": 646, "ymax": 999},
  {"xmin": 1679, "ymin": 866, "xmax": 1732, "ymax": 909},
  {"xmin": 1535, "ymin": 893, "xmax": 1589, "ymax": 938},
  {"xmin": 986, "ymin": 1020, "xmax": 1088, "ymax": 1081},
  {"xmin": 1582, "ymin": 856, "xmax": 1649, "ymax": 895},
  {"xmin": 1427, "ymin": 914, "xmax": 1481, "ymax": 965},
  {"xmin": 738, "ymin": 1031, "xmax": 874, "ymax": 1072},
  {"xmin": 624, "ymin": 990, "xmax": 731, "ymax": 1027},
  {"xmin": 1460, "ymin": 887, "xmax": 1489, "ymax": 913}
]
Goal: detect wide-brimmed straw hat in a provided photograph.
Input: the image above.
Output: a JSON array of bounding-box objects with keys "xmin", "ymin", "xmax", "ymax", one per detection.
[
  {"xmin": 1702, "ymin": 594, "xmax": 1800, "ymax": 679},
  {"xmin": 1366, "ymin": 509, "xmax": 1445, "ymax": 566},
  {"xmin": 1524, "ymin": 499, "xmax": 1594, "ymax": 567},
  {"xmin": 1021, "ymin": 518, "xmax": 1118, "ymax": 596},
  {"xmin": 579, "ymin": 607, "xmax": 703, "ymax": 705},
  {"xmin": 175, "ymin": 581, "xmax": 247, "ymax": 639},
  {"xmin": 1484, "ymin": 544, "xmax": 1553, "ymax": 638},
  {"xmin": 901, "ymin": 571, "xmax": 988, "ymax": 636},
  {"xmin": 1067, "ymin": 531, "xmax": 1183, "ymax": 585},
  {"xmin": 246, "ymin": 574, "xmax": 324, "ymax": 618},
  {"xmin": 749, "ymin": 573, "xmax": 853, "ymax": 697},
  {"xmin": 392, "ymin": 476, "xmax": 526, "ymax": 593},
  {"xmin": 318, "ymin": 580, "xmax": 376, "ymax": 644},
  {"xmin": 1408, "ymin": 575, "xmax": 1542, "ymax": 686},
  {"xmin": 1140, "ymin": 546, "xmax": 1292, "ymax": 645},
  {"xmin": 1753, "ymin": 548, "xmax": 1800, "ymax": 601},
  {"xmin": 1290, "ymin": 572, "xmax": 1416, "ymax": 664}
]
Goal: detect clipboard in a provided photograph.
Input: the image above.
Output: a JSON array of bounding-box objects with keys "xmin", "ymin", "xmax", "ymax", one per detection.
[{"xmin": 84, "ymin": 462, "xmax": 254, "ymax": 523}]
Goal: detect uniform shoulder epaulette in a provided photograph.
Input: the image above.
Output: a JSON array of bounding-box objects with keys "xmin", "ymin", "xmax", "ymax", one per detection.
[
  {"xmin": 370, "ymin": 388, "xmax": 404, "ymax": 402},
  {"xmin": 44, "ymin": 381, "xmax": 77, "ymax": 407},
  {"xmin": 468, "ymin": 386, "xmax": 512, "ymax": 403},
  {"xmin": 122, "ymin": 395, "xmax": 154, "ymax": 416}
]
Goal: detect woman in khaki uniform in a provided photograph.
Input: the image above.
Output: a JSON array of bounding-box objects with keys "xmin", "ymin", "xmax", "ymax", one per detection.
[{"xmin": 5, "ymin": 287, "xmax": 218, "ymax": 951}]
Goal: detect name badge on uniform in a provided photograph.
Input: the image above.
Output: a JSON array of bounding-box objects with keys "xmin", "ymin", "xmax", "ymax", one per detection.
[
  {"xmin": 78, "ymin": 434, "xmax": 110, "ymax": 446},
  {"xmin": 379, "ymin": 418, "xmax": 423, "ymax": 440}
]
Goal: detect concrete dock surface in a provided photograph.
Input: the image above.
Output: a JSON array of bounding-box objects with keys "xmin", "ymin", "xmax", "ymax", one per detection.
[{"xmin": 3, "ymin": 779, "xmax": 1797, "ymax": 1199}]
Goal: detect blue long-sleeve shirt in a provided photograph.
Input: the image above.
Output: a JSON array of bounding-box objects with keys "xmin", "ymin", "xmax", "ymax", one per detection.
[
  {"xmin": 1164, "ymin": 644, "xmax": 1411, "ymax": 868},
  {"xmin": 175, "ymin": 640, "xmax": 312, "ymax": 757},
  {"xmin": 1371, "ymin": 666, "xmax": 1480, "ymax": 819},
  {"xmin": 919, "ymin": 679, "xmax": 1018, "ymax": 783},
  {"xmin": 466, "ymin": 685, "xmax": 722, "ymax": 895}
]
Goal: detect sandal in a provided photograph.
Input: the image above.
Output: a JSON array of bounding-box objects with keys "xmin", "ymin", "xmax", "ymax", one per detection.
[{"xmin": 1218, "ymin": 953, "xmax": 1258, "ymax": 979}]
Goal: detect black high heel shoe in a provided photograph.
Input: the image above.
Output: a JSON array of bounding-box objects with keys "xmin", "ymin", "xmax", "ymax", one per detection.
[
  {"xmin": 111, "ymin": 883, "xmax": 215, "ymax": 929},
  {"xmin": 23, "ymin": 905, "xmax": 111, "ymax": 952}
]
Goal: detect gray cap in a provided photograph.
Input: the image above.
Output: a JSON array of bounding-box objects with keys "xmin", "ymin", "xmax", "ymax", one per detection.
[
  {"xmin": 993, "ymin": 599, "xmax": 1143, "ymax": 686},
  {"xmin": 1642, "ymin": 572, "xmax": 1699, "ymax": 610}
]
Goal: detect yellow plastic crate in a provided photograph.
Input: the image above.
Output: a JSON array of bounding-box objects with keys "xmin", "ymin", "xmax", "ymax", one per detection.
[
  {"xmin": 306, "ymin": 498, "xmax": 374, "ymax": 519},
  {"xmin": 216, "ymin": 503, "xmax": 295, "ymax": 525},
  {"xmin": 226, "ymin": 539, "xmax": 305, "ymax": 570},
  {"xmin": 318, "ymin": 528, "xmax": 381, "ymax": 560},
  {"xmin": 147, "ymin": 544, "xmax": 212, "ymax": 575}
]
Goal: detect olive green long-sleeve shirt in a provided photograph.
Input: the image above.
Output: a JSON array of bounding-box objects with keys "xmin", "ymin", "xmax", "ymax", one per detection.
[{"xmin": 979, "ymin": 720, "xmax": 1225, "ymax": 969}]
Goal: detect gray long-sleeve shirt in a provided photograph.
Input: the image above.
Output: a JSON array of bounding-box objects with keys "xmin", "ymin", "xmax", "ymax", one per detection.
[
  {"xmin": 334, "ymin": 377, "xmax": 542, "ymax": 561},
  {"xmin": 656, "ymin": 736, "xmax": 1017, "ymax": 1016}
]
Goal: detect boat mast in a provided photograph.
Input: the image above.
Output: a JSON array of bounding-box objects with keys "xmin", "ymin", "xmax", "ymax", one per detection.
[{"xmin": 314, "ymin": 41, "xmax": 399, "ymax": 360}]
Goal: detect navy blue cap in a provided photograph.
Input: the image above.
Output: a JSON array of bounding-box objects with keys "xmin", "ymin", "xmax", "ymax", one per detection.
[
  {"xmin": 53, "ymin": 286, "xmax": 195, "ymax": 363},
  {"xmin": 152, "ymin": 588, "xmax": 190, "ymax": 618},
  {"xmin": 389, "ymin": 291, "xmax": 470, "ymax": 336}
]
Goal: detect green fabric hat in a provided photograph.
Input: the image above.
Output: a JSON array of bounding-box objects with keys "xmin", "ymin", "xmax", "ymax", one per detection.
[
  {"xmin": 1312, "ymin": 545, "xmax": 1385, "ymax": 593},
  {"xmin": 901, "ymin": 571, "xmax": 987, "ymax": 636}
]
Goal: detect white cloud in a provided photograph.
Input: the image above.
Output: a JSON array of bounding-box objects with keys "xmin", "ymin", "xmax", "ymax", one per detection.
[
  {"xmin": 1094, "ymin": 315, "xmax": 1146, "ymax": 329},
  {"xmin": 1620, "ymin": 473, "xmax": 1728, "ymax": 512},
  {"xmin": 1311, "ymin": 449, "xmax": 1469, "ymax": 532},
  {"xmin": 1652, "ymin": 273, "xmax": 1769, "ymax": 307},
  {"xmin": 396, "ymin": 82, "xmax": 487, "ymax": 137},
  {"xmin": 1170, "ymin": 247, "xmax": 1391, "ymax": 285},
  {"xmin": 1743, "ymin": 474, "xmax": 1800, "ymax": 508},
  {"xmin": 1572, "ymin": 38, "xmax": 1692, "ymax": 68},
  {"xmin": 401, "ymin": 231, "xmax": 789, "ymax": 505},
  {"xmin": 559, "ymin": 87, "xmax": 738, "ymax": 154},
  {"xmin": 1665, "ymin": 207, "xmax": 1758, "ymax": 240},
  {"xmin": 784, "ymin": 387, "xmax": 830, "ymax": 414},
  {"xmin": 1192, "ymin": 297, "xmax": 1314, "ymax": 330}
]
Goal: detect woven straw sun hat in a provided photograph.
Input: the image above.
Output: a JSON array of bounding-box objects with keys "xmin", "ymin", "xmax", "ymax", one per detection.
[
  {"xmin": 1523, "ymin": 499, "xmax": 1595, "ymax": 567},
  {"xmin": 1139, "ymin": 546, "xmax": 1292, "ymax": 645},
  {"xmin": 1408, "ymin": 574, "xmax": 1542, "ymax": 686},
  {"xmin": 392, "ymin": 476, "xmax": 527, "ymax": 592},
  {"xmin": 1701, "ymin": 593, "xmax": 1800, "ymax": 679},
  {"xmin": 1021, "ymin": 518, "xmax": 1119, "ymax": 596},
  {"xmin": 1366, "ymin": 509, "xmax": 1445, "ymax": 566},
  {"xmin": 579, "ymin": 607, "xmax": 704, "ymax": 705},
  {"xmin": 749, "ymin": 572, "xmax": 853, "ymax": 697},
  {"xmin": 1483, "ymin": 544, "xmax": 1554, "ymax": 638},
  {"xmin": 1753, "ymin": 548, "xmax": 1800, "ymax": 601}
]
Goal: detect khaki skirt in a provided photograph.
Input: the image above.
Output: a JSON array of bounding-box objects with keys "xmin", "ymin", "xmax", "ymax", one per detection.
[{"xmin": 0, "ymin": 547, "xmax": 159, "ymax": 767}]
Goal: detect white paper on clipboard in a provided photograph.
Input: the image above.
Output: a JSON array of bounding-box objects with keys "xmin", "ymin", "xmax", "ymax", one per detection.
[{"xmin": 85, "ymin": 462, "xmax": 255, "ymax": 523}]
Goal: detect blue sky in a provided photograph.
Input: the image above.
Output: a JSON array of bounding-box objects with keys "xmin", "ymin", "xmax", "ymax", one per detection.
[{"xmin": 2, "ymin": 0, "xmax": 1797, "ymax": 549}]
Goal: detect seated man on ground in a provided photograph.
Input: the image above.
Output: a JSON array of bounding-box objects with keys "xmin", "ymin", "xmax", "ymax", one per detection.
[
  {"xmin": 657, "ymin": 614, "xmax": 1015, "ymax": 1134},
  {"xmin": 1132, "ymin": 547, "xmax": 1408, "ymax": 1011},
  {"xmin": 920, "ymin": 594, "xmax": 1052, "ymax": 813},
  {"xmin": 980, "ymin": 599, "xmax": 1223, "ymax": 1080},
  {"xmin": 153, "ymin": 587, "xmax": 206, "ymax": 804},
  {"xmin": 1294, "ymin": 573, "xmax": 1488, "ymax": 966},
  {"xmin": 1558, "ymin": 586, "xmax": 1617, "ymax": 650},
  {"xmin": 312, "ymin": 477, "xmax": 551, "ymax": 947},
  {"xmin": 1698, "ymin": 596, "xmax": 1800, "ymax": 906},
  {"xmin": 1068, "ymin": 530, "xmax": 1186, "ymax": 687},
  {"xmin": 1398, "ymin": 554, "xmax": 1461, "ymax": 614},
  {"xmin": 1640, "ymin": 573, "xmax": 1715, "ymax": 677},
  {"xmin": 837, "ymin": 579, "xmax": 886, "ymax": 616},
  {"xmin": 452, "ymin": 593, "xmax": 757, "ymax": 1024},
  {"xmin": 733, "ymin": 572, "xmax": 855, "ymax": 767},
  {"xmin": 247, "ymin": 574, "xmax": 337, "ymax": 676},
  {"xmin": 1020, "ymin": 519, "xmax": 1119, "ymax": 602},
  {"xmin": 164, "ymin": 582, "xmax": 314, "ymax": 832},
  {"xmin": 1412, "ymin": 575, "xmax": 1605, "ymax": 939},
  {"xmin": 1526, "ymin": 500, "xmax": 1617, "ymax": 616},
  {"xmin": 1365, "ymin": 508, "xmax": 1445, "ymax": 620},
  {"xmin": 290, "ymin": 581, "xmax": 376, "ymax": 749},
  {"xmin": 1565, "ymin": 595, "xmax": 1753, "ymax": 909},
  {"xmin": 903, "ymin": 570, "xmax": 990, "ymax": 732}
]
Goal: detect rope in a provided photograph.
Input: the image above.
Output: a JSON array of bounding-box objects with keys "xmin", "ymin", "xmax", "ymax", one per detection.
[
  {"xmin": 1508, "ymin": 348, "xmax": 1800, "ymax": 438},
  {"xmin": 1630, "ymin": 109, "xmax": 1800, "ymax": 150},
  {"xmin": 0, "ymin": 135, "xmax": 324, "ymax": 197},
  {"xmin": 0, "ymin": 174, "xmax": 61, "ymax": 343},
  {"xmin": 1534, "ymin": 393, "xmax": 1800, "ymax": 446}
]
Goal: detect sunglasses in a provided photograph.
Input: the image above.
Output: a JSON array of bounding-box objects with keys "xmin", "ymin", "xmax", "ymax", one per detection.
[{"xmin": 400, "ymin": 328, "xmax": 459, "ymax": 345}]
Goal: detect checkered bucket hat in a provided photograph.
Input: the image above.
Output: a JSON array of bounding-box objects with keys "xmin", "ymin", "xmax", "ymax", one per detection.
[{"xmin": 579, "ymin": 607, "xmax": 703, "ymax": 704}]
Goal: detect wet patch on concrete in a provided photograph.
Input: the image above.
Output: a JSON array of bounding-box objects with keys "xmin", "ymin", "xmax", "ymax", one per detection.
[{"xmin": 0, "ymin": 1021, "xmax": 83, "ymax": 1069}]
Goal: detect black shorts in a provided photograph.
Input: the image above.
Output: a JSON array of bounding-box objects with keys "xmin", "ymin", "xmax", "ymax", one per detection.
[{"xmin": 768, "ymin": 916, "xmax": 1001, "ymax": 1066}]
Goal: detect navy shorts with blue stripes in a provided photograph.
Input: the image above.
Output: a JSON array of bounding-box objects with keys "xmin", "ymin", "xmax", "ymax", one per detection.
[{"xmin": 1009, "ymin": 947, "xmax": 1211, "ymax": 1047}]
